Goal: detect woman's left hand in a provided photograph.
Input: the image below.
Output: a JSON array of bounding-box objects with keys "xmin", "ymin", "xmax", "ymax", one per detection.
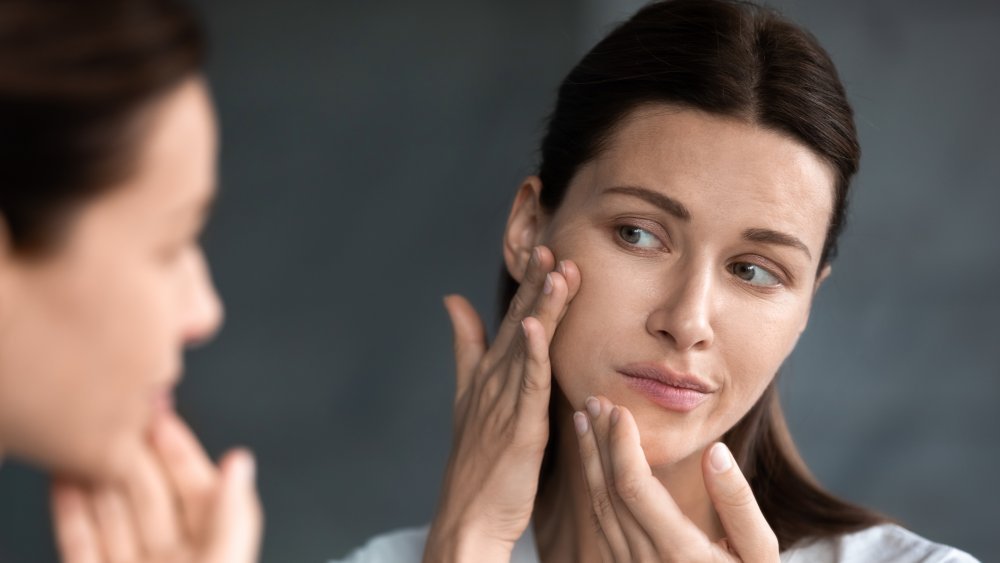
[
  {"xmin": 574, "ymin": 395, "xmax": 779, "ymax": 563},
  {"xmin": 50, "ymin": 412, "xmax": 262, "ymax": 563}
]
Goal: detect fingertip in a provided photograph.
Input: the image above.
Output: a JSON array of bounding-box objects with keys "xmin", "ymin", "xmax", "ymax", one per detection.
[
  {"xmin": 535, "ymin": 244, "xmax": 554, "ymax": 267},
  {"xmin": 521, "ymin": 315, "xmax": 538, "ymax": 336},
  {"xmin": 708, "ymin": 442, "xmax": 734, "ymax": 474},
  {"xmin": 222, "ymin": 448, "xmax": 257, "ymax": 486},
  {"xmin": 51, "ymin": 480, "xmax": 89, "ymax": 523},
  {"xmin": 573, "ymin": 411, "xmax": 590, "ymax": 436}
]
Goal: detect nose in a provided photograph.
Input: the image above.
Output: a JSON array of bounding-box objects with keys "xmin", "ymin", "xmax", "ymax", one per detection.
[
  {"xmin": 181, "ymin": 248, "xmax": 224, "ymax": 347},
  {"xmin": 645, "ymin": 260, "xmax": 715, "ymax": 351}
]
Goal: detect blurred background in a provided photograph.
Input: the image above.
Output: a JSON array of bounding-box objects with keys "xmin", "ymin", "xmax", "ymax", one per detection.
[{"xmin": 1, "ymin": 0, "xmax": 997, "ymax": 561}]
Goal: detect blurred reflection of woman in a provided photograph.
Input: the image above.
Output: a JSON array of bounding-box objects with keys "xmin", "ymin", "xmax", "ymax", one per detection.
[{"xmin": 0, "ymin": 1, "xmax": 260, "ymax": 561}]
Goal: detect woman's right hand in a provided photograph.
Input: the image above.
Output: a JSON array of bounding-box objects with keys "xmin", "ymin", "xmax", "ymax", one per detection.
[{"xmin": 423, "ymin": 245, "xmax": 581, "ymax": 563}]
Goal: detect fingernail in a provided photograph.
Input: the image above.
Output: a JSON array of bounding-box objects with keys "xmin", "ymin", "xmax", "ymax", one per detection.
[
  {"xmin": 610, "ymin": 407, "xmax": 620, "ymax": 425},
  {"xmin": 543, "ymin": 273, "xmax": 553, "ymax": 295},
  {"xmin": 573, "ymin": 412, "xmax": 589, "ymax": 435},
  {"xmin": 557, "ymin": 260, "xmax": 567, "ymax": 276},
  {"xmin": 709, "ymin": 442, "xmax": 733, "ymax": 473},
  {"xmin": 531, "ymin": 246, "xmax": 541, "ymax": 265},
  {"xmin": 585, "ymin": 396, "xmax": 601, "ymax": 418}
]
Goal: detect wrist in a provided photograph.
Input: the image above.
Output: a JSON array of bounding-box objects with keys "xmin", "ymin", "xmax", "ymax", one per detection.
[{"xmin": 424, "ymin": 516, "xmax": 516, "ymax": 563}]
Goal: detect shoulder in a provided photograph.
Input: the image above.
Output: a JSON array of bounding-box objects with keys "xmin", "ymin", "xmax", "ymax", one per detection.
[
  {"xmin": 329, "ymin": 524, "xmax": 541, "ymax": 563},
  {"xmin": 329, "ymin": 526, "xmax": 430, "ymax": 563},
  {"xmin": 781, "ymin": 524, "xmax": 980, "ymax": 563}
]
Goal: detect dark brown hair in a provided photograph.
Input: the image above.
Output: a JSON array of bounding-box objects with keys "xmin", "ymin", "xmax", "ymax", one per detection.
[
  {"xmin": 500, "ymin": 0, "xmax": 886, "ymax": 550},
  {"xmin": 0, "ymin": 0, "xmax": 205, "ymax": 255}
]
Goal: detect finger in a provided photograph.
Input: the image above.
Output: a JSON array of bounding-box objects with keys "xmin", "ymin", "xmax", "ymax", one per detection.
[
  {"xmin": 574, "ymin": 404, "xmax": 631, "ymax": 562},
  {"xmin": 490, "ymin": 245, "xmax": 555, "ymax": 355},
  {"xmin": 203, "ymin": 449, "xmax": 263, "ymax": 563},
  {"xmin": 513, "ymin": 316, "xmax": 554, "ymax": 414},
  {"xmin": 607, "ymin": 406, "xmax": 713, "ymax": 560},
  {"xmin": 89, "ymin": 486, "xmax": 140, "ymax": 563},
  {"xmin": 51, "ymin": 481, "xmax": 102, "ymax": 563},
  {"xmin": 443, "ymin": 294, "xmax": 487, "ymax": 400},
  {"xmin": 525, "ymin": 267, "xmax": 569, "ymax": 343},
  {"xmin": 121, "ymin": 444, "xmax": 181, "ymax": 554},
  {"xmin": 703, "ymin": 442, "xmax": 779, "ymax": 560},
  {"xmin": 501, "ymin": 263, "xmax": 569, "ymax": 401},
  {"xmin": 151, "ymin": 411, "xmax": 219, "ymax": 540},
  {"xmin": 590, "ymin": 398, "xmax": 658, "ymax": 561},
  {"xmin": 553, "ymin": 259, "xmax": 582, "ymax": 324}
]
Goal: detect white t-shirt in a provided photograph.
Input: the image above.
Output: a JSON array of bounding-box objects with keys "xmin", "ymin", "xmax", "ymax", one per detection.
[{"xmin": 332, "ymin": 523, "xmax": 979, "ymax": 563}]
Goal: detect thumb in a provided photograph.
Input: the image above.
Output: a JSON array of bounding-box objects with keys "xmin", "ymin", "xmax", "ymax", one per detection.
[
  {"xmin": 702, "ymin": 443, "xmax": 778, "ymax": 561},
  {"xmin": 203, "ymin": 449, "xmax": 262, "ymax": 563},
  {"xmin": 443, "ymin": 294, "xmax": 486, "ymax": 400}
]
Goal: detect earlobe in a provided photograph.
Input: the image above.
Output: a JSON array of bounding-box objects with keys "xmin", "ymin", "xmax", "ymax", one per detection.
[{"xmin": 502, "ymin": 176, "xmax": 546, "ymax": 283}]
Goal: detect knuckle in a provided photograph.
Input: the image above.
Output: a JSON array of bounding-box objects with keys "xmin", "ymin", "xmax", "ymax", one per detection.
[
  {"xmin": 724, "ymin": 484, "xmax": 759, "ymax": 510},
  {"xmin": 507, "ymin": 292, "xmax": 531, "ymax": 320},
  {"xmin": 520, "ymin": 370, "xmax": 550, "ymax": 395},
  {"xmin": 591, "ymin": 489, "xmax": 615, "ymax": 517},
  {"xmin": 614, "ymin": 472, "xmax": 643, "ymax": 503}
]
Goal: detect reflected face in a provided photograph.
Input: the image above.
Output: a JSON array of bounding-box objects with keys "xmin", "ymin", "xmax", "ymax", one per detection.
[
  {"xmin": 540, "ymin": 106, "xmax": 834, "ymax": 467},
  {"xmin": 0, "ymin": 78, "xmax": 222, "ymax": 481}
]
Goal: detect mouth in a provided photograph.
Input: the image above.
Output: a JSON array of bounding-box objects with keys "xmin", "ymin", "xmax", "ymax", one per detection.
[
  {"xmin": 618, "ymin": 363, "xmax": 715, "ymax": 412},
  {"xmin": 151, "ymin": 370, "xmax": 181, "ymax": 414}
]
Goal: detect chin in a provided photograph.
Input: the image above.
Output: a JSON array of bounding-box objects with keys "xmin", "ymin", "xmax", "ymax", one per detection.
[
  {"xmin": 632, "ymin": 411, "xmax": 712, "ymax": 468},
  {"xmin": 52, "ymin": 429, "xmax": 145, "ymax": 485}
]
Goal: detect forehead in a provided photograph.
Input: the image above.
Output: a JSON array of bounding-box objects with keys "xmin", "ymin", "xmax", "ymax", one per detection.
[
  {"xmin": 566, "ymin": 106, "xmax": 836, "ymax": 250},
  {"xmin": 91, "ymin": 80, "xmax": 217, "ymax": 223},
  {"xmin": 43, "ymin": 79, "xmax": 218, "ymax": 264}
]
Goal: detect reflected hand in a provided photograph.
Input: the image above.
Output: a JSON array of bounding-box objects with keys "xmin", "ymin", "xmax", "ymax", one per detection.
[
  {"xmin": 423, "ymin": 245, "xmax": 581, "ymax": 563},
  {"xmin": 51, "ymin": 412, "xmax": 262, "ymax": 563},
  {"xmin": 575, "ymin": 396, "xmax": 779, "ymax": 563}
]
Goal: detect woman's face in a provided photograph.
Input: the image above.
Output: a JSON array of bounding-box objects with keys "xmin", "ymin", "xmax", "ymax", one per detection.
[
  {"xmin": 0, "ymin": 78, "xmax": 221, "ymax": 481},
  {"xmin": 511, "ymin": 106, "xmax": 834, "ymax": 468}
]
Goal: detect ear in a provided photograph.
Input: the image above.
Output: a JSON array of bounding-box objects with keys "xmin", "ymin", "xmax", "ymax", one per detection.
[
  {"xmin": 813, "ymin": 264, "xmax": 832, "ymax": 296},
  {"xmin": 799, "ymin": 264, "xmax": 832, "ymax": 334},
  {"xmin": 502, "ymin": 176, "xmax": 546, "ymax": 283},
  {"xmin": 0, "ymin": 216, "xmax": 12, "ymax": 320}
]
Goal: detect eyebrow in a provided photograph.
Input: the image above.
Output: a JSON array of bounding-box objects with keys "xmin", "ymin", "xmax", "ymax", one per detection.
[
  {"xmin": 602, "ymin": 185, "xmax": 812, "ymax": 259},
  {"xmin": 164, "ymin": 190, "xmax": 216, "ymax": 234},
  {"xmin": 743, "ymin": 228, "xmax": 812, "ymax": 259},
  {"xmin": 603, "ymin": 186, "xmax": 691, "ymax": 220}
]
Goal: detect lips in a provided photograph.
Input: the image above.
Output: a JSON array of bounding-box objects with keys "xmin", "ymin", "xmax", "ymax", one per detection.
[{"xmin": 618, "ymin": 363, "xmax": 715, "ymax": 412}]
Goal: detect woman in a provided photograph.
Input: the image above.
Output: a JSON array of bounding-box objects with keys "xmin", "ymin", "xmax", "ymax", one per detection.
[
  {"xmin": 0, "ymin": 0, "xmax": 260, "ymax": 560},
  {"xmin": 337, "ymin": 0, "xmax": 978, "ymax": 561}
]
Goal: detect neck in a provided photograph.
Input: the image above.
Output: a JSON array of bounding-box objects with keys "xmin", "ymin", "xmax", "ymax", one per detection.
[{"xmin": 533, "ymin": 398, "xmax": 723, "ymax": 563}]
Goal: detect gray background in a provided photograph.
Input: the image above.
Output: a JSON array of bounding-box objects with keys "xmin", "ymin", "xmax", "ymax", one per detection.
[{"xmin": 1, "ymin": 0, "xmax": 997, "ymax": 561}]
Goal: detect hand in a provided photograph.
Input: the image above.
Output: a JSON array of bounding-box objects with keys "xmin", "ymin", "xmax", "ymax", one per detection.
[
  {"xmin": 423, "ymin": 245, "xmax": 582, "ymax": 563},
  {"xmin": 574, "ymin": 396, "xmax": 779, "ymax": 563},
  {"xmin": 51, "ymin": 411, "xmax": 263, "ymax": 563}
]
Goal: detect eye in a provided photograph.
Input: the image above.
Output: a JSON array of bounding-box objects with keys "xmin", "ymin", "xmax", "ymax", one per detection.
[
  {"xmin": 617, "ymin": 225, "xmax": 662, "ymax": 249},
  {"xmin": 729, "ymin": 262, "xmax": 781, "ymax": 287}
]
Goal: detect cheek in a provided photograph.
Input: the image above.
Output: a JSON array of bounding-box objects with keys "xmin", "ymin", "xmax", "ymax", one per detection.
[
  {"xmin": 0, "ymin": 256, "xmax": 179, "ymax": 477},
  {"xmin": 690, "ymin": 298, "xmax": 809, "ymax": 454},
  {"xmin": 548, "ymin": 244, "xmax": 649, "ymax": 408}
]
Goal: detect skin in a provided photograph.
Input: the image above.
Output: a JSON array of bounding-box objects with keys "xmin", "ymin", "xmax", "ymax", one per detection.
[
  {"xmin": 0, "ymin": 78, "xmax": 261, "ymax": 561},
  {"xmin": 427, "ymin": 104, "xmax": 836, "ymax": 562},
  {"xmin": 0, "ymin": 78, "xmax": 221, "ymax": 480}
]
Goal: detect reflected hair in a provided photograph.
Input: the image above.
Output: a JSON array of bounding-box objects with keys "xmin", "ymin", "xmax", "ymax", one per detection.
[
  {"xmin": 498, "ymin": 0, "xmax": 886, "ymax": 549},
  {"xmin": 0, "ymin": 0, "xmax": 205, "ymax": 255}
]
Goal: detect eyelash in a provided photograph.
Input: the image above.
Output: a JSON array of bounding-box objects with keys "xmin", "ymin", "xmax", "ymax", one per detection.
[{"xmin": 612, "ymin": 222, "xmax": 791, "ymax": 289}]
